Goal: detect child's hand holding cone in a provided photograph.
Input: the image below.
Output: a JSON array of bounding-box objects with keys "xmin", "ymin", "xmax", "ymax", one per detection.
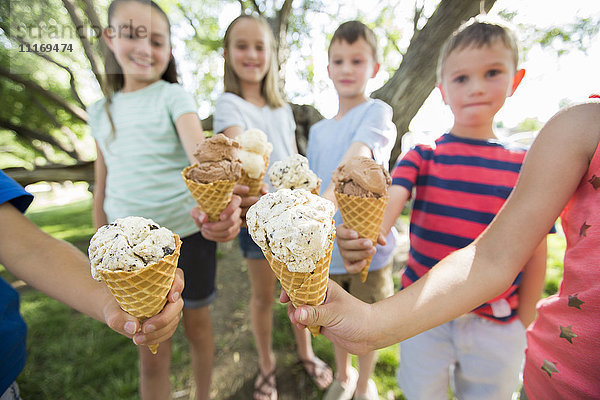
[
  {"xmin": 332, "ymin": 156, "xmax": 391, "ymax": 282},
  {"xmin": 182, "ymin": 134, "xmax": 242, "ymax": 222}
]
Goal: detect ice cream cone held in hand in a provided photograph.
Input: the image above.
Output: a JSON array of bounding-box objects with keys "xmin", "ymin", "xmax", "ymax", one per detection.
[
  {"xmin": 268, "ymin": 154, "xmax": 322, "ymax": 195},
  {"xmin": 246, "ymin": 189, "xmax": 335, "ymax": 336},
  {"xmin": 89, "ymin": 216, "xmax": 181, "ymax": 354},
  {"xmin": 332, "ymin": 156, "xmax": 391, "ymax": 282},
  {"xmin": 182, "ymin": 133, "xmax": 242, "ymax": 222},
  {"xmin": 235, "ymin": 128, "xmax": 273, "ymax": 196}
]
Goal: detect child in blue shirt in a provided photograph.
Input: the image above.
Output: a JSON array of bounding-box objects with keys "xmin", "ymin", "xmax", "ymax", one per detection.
[
  {"xmin": 306, "ymin": 21, "xmax": 397, "ymax": 400},
  {"xmin": 0, "ymin": 170, "xmax": 184, "ymax": 399}
]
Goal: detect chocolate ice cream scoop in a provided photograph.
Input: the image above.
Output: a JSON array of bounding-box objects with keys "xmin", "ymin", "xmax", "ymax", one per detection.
[
  {"xmin": 332, "ymin": 156, "xmax": 391, "ymax": 198},
  {"xmin": 186, "ymin": 134, "xmax": 242, "ymax": 183}
]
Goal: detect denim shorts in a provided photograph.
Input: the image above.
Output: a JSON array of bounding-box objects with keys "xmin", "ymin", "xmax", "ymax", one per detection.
[
  {"xmin": 179, "ymin": 231, "xmax": 217, "ymax": 308},
  {"xmin": 238, "ymin": 227, "xmax": 265, "ymax": 259}
]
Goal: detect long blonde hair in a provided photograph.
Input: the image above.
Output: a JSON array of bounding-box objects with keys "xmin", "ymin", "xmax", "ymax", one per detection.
[
  {"xmin": 102, "ymin": 0, "xmax": 178, "ymax": 145},
  {"xmin": 223, "ymin": 14, "xmax": 285, "ymax": 108}
]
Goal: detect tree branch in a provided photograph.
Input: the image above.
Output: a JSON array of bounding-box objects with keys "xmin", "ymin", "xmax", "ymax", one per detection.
[
  {"xmin": 0, "ymin": 65, "xmax": 88, "ymax": 122},
  {"xmin": 28, "ymin": 94, "xmax": 88, "ymax": 161},
  {"xmin": 0, "ymin": 117, "xmax": 79, "ymax": 161},
  {"xmin": 78, "ymin": 0, "xmax": 110, "ymax": 95},
  {"xmin": 0, "ymin": 22, "xmax": 86, "ymax": 108},
  {"xmin": 61, "ymin": 0, "xmax": 106, "ymax": 94},
  {"xmin": 250, "ymin": 0, "xmax": 262, "ymax": 15},
  {"xmin": 4, "ymin": 161, "xmax": 95, "ymax": 186},
  {"xmin": 273, "ymin": 0, "xmax": 294, "ymax": 89}
]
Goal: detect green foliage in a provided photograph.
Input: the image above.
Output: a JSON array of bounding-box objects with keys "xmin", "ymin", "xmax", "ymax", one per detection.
[
  {"xmin": 499, "ymin": 9, "xmax": 600, "ymax": 61},
  {"xmin": 0, "ymin": 0, "xmax": 98, "ymax": 168},
  {"xmin": 516, "ymin": 117, "xmax": 543, "ymax": 133},
  {"xmin": 545, "ymin": 223, "xmax": 566, "ymax": 297},
  {"xmin": 536, "ymin": 17, "xmax": 600, "ymax": 56}
]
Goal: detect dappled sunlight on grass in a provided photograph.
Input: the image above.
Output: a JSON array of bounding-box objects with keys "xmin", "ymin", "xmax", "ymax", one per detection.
[
  {"xmin": 19, "ymin": 290, "xmax": 140, "ymax": 400},
  {"xmin": 26, "ymin": 198, "xmax": 94, "ymax": 243}
]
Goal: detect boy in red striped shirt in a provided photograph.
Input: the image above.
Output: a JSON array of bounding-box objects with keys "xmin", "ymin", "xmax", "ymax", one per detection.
[{"xmin": 337, "ymin": 18, "xmax": 550, "ymax": 400}]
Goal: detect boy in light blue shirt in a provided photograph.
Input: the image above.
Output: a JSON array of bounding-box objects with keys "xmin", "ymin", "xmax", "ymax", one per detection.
[{"xmin": 306, "ymin": 20, "xmax": 397, "ymax": 400}]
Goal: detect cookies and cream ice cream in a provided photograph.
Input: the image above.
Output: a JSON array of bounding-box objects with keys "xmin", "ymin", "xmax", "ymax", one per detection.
[
  {"xmin": 185, "ymin": 134, "xmax": 242, "ymax": 183},
  {"xmin": 332, "ymin": 156, "xmax": 391, "ymax": 198},
  {"xmin": 235, "ymin": 128, "xmax": 273, "ymax": 179},
  {"xmin": 268, "ymin": 154, "xmax": 321, "ymax": 193},
  {"xmin": 246, "ymin": 189, "xmax": 335, "ymax": 273},
  {"xmin": 89, "ymin": 216, "xmax": 176, "ymax": 280}
]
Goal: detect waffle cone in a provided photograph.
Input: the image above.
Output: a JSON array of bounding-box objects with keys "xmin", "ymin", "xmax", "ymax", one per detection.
[
  {"xmin": 182, "ymin": 165, "xmax": 237, "ymax": 222},
  {"xmin": 310, "ymin": 179, "xmax": 322, "ymax": 196},
  {"xmin": 262, "ymin": 230, "xmax": 335, "ymax": 336},
  {"xmin": 97, "ymin": 235, "xmax": 182, "ymax": 354},
  {"xmin": 335, "ymin": 191, "xmax": 388, "ymax": 282},
  {"xmin": 239, "ymin": 156, "xmax": 269, "ymax": 197}
]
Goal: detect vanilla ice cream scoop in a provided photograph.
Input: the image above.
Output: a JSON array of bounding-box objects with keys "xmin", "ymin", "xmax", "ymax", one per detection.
[
  {"xmin": 235, "ymin": 129, "xmax": 273, "ymax": 179},
  {"xmin": 268, "ymin": 154, "xmax": 321, "ymax": 192},
  {"xmin": 89, "ymin": 216, "xmax": 176, "ymax": 280},
  {"xmin": 246, "ymin": 189, "xmax": 335, "ymax": 273}
]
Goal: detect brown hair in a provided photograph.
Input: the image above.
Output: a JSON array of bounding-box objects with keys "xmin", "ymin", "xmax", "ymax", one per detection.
[
  {"xmin": 223, "ymin": 14, "xmax": 285, "ymax": 108},
  {"xmin": 102, "ymin": 0, "xmax": 178, "ymax": 144},
  {"xmin": 328, "ymin": 20, "xmax": 379, "ymax": 63},
  {"xmin": 437, "ymin": 17, "xmax": 519, "ymax": 82}
]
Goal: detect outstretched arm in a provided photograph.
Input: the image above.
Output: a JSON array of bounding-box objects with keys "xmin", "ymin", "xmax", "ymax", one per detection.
[
  {"xmin": 288, "ymin": 102, "xmax": 600, "ymax": 354},
  {"xmin": 0, "ymin": 203, "xmax": 184, "ymax": 345}
]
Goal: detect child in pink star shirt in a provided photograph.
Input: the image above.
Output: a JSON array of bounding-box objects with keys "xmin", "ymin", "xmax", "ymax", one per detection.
[{"xmin": 287, "ymin": 99, "xmax": 600, "ymax": 399}]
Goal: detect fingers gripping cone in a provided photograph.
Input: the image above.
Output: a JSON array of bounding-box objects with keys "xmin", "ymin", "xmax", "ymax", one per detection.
[
  {"xmin": 182, "ymin": 165, "xmax": 236, "ymax": 222},
  {"xmin": 334, "ymin": 192, "xmax": 388, "ymax": 282},
  {"xmin": 97, "ymin": 235, "xmax": 182, "ymax": 354},
  {"xmin": 263, "ymin": 230, "xmax": 335, "ymax": 336}
]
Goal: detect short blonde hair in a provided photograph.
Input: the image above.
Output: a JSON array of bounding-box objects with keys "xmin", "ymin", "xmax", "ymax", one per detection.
[
  {"xmin": 223, "ymin": 14, "xmax": 285, "ymax": 108},
  {"xmin": 437, "ymin": 17, "xmax": 519, "ymax": 83}
]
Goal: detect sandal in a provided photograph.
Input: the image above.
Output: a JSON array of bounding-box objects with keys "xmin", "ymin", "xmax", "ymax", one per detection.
[
  {"xmin": 254, "ymin": 368, "xmax": 277, "ymax": 400},
  {"xmin": 298, "ymin": 356, "xmax": 333, "ymax": 390}
]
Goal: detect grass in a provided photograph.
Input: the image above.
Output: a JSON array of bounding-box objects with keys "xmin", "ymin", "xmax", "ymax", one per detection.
[{"xmin": 4, "ymin": 199, "xmax": 565, "ymax": 399}]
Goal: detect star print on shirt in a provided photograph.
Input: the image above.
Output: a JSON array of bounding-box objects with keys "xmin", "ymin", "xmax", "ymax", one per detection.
[
  {"xmin": 559, "ymin": 325, "xmax": 578, "ymax": 344},
  {"xmin": 588, "ymin": 174, "xmax": 600, "ymax": 189},
  {"xmin": 568, "ymin": 294, "xmax": 584, "ymax": 309},
  {"xmin": 541, "ymin": 360, "xmax": 559, "ymax": 377},
  {"xmin": 579, "ymin": 221, "xmax": 591, "ymax": 237}
]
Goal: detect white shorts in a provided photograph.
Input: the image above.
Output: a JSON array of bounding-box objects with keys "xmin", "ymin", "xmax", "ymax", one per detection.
[
  {"xmin": 0, "ymin": 383, "xmax": 21, "ymax": 400},
  {"xmin": 397, "ymin": 313, "xmax": 526, "ymax": 400}
]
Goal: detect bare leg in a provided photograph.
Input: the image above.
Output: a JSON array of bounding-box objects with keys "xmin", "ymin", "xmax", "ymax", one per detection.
[
  {"xmin": 247, "ymin": 258, "xmax": 277, "ymax": 400},
  {"xmin": 355, "ymin": 351, "xmax": 377, "ymax": 396},
  {"xmin": 333, "ymin": 343, "xmax": 352, "ymax": 383},
  {"xmin": 294, "ymin": 325, "xmax": 333, "ymax": 390},
  {"xmin": 247, "ymin": 258, "xmax": 277, "ymax": 373},
  {"xmin": 183, "ymin": 306, "xmax": 214, "ymax": 400},
  {"xmin": 138, "ymin": 339, "xmax": 172, "ymax": 400}
]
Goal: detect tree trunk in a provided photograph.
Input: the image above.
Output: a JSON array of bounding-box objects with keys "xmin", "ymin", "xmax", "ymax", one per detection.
[{"xmin": 373, "ymin": 0, "xmax": 496, "ymax": 165}]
